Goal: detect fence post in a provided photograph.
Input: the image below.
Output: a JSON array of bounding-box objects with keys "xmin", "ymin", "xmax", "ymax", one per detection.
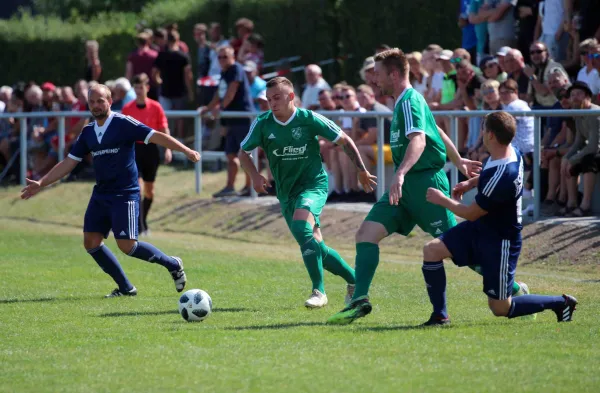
[
  {"xmin": 533, "ymin": 116, "xmax": 541, "ymax": 221},
  {"xmin": 376, "ymin": 116, "xmax": 385, "ymax": 200},
  {"xmin": 19, "ymin": 118, "xmax": 27, "ymax": 186},
  {"xmin": 450, "ymin": 116, "xmax": 459, "ymax": 188},
  {"xmin": 251, "ymin": 147, "xmax": 259, "ymax": 199},
  {"xmin": 194, "ymin": 115, "xmax": 203, "ymax": 195},
  {"xmin": 57, "ymin": 116, "xmax": 65, "ymax": 161}
]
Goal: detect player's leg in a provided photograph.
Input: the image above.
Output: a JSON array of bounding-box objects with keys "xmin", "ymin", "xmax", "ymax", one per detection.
[
  {"xmin": 141, "ymin": 181, "xmax": 155, "ymax": 233},
  {"xmin": 484, "ymin": 239, "xmax": 578, "ymax": 322},
  {"xmin": 140, "ymin": 144, "xmax": 160, "ymax": 233},
  {"xmin": 314, "ymin": 226, "xmax": 356, "ymax": 304},
  {"xmin": 83, "ymin": 196, "xmax": 135, "ymax": 297},
  {"xmin": 421, "ymin": 237, "xmax": 453, "ymax": 325},
  {"xmin": 112, "ymin": 196, "xmax": 186, "ymax": 292},
  {"xmin": 289, "ymin": 208, "xmax": 327, "ymax": 308},
  {"xmin": 135, "ymin": 143, "xmax": 147, "ymax": 235},
  {"xmin": 327, "ymin": 193, "xmax": 408, "ymax": 324}
]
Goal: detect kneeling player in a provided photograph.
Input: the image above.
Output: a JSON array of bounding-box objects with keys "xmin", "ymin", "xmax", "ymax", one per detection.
[
  {"xmin": 239, "ymin": 77, "xmax": 377, "ymax": 308},
  {"xmin": 422, "ymin": 111, "xmax": 577, "ymax": 325}
]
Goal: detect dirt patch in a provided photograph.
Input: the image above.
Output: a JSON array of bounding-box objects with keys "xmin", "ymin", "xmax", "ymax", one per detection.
[{"xmin": 149, "ymin": 197, "xmax": 600, "ymax": 272}]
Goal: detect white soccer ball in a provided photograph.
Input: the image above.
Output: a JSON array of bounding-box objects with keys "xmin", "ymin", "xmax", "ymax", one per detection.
[{"xmin": 178, "ymin": 289, "xmax": 212, "ymax": 322}]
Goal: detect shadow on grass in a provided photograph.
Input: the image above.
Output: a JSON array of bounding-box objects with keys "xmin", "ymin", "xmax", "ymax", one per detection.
[
  {"xmin": 99, "ymin": 307, "xmax": 255, "ymax": 318},
  {"xmin": 226, "ymin": 322, "xmax": 327, "ymax": 330},
  {"xmin": 0, "ymin": 296, "xmax": 92, "ymax": 304}
]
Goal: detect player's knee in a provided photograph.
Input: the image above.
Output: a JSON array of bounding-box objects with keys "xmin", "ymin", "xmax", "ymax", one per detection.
[
  {"xmin": 144, "ymin": 184, "xmax": 155, "ymax": 199},
  {"xmin": 117, "ymin": 239, "xmax": 137, "ymax": 255},
  {"xmin": 488, "ymin": 298, "xmax": 511, "ymax": 317},
  {"xmin": 423, "ymin": 239, "xmax": 447, "ymax": 261},
  {"xmin": 290, "ymin": 220, "xmax": 313, "ymax": 246},
  {"xmin": 83, "ymin": 234, "xmax": 102, "ymax": 250}
]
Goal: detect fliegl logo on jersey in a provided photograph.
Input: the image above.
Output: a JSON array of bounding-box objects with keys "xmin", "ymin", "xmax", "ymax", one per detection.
[
  {"xmin": 272, "ymin": 144, "xmax": 307, "ymax": 160},
  {"xmin": 390, "ymin": 130, "xmax": 400, "ymax": 143}
]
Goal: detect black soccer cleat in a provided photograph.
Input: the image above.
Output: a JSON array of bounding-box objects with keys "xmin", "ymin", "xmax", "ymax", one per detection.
[
  {"xmin": 105, "ymin": 286, "xmax": 138, "ymax": 298},
  {"xmin": 553, "ymin": 294, "xmax": 578, "ymax": 322},
  {"xmin": 422, "ymin": 314, "xmax": 451, "ymax": 327}
]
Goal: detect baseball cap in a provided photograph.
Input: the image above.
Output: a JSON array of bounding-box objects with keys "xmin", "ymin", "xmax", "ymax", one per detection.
[
  {"xmin": 359, "ymin": 56, "xmax": 375, "ymax": 81},
  {"xmin": 41, "ymin": 82, "xmax": 56, "ymax": 91},
  {"xmin": 567, "ymin": 81, "xmax": 593, "ymax": 98},
  {"xmin": 243, "ymin": 60, "xmax": 257, "ymax": 73},
  {"xmin": 256, "ymin": 89, "xmax": 267, "ymax": 102},
  {"xmin": 437, "ymin": 49, "xmax": 453, "ymax": 60},
  {"xmin": 496, "ymin": 46, "xmax": 512, "ymax": 56}
]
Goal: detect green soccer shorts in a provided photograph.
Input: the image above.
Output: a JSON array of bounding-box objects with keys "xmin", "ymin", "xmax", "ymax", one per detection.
[
  {"xmin": 365, "ymin": 168, "xmax": 457, "ymax": 237},
  {"xmin": 281, "ymin": 187, "xmax": 329, "ymax": 229}
]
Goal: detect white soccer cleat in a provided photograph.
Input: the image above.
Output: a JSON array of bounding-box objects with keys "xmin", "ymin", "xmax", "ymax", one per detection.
[
  {"xmin": 345, "ymin": 284, "xmax": 355, "ymax": 306},
  {"xmin": 170, "ymin": 257, "xmax": 187, "ymax": 293},
  {"xmin": 305, "ymin": 289, "xmax": 328, "ymax": 309}
]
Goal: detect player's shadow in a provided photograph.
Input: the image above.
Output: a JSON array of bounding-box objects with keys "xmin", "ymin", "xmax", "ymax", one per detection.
[
  {"xmin": 226, "ymin": 322, "xmax": 327, "ymax": 330},
  {"xmin": 352, "ymin": 324, "xmax": 433, "ymax": 332},
  {"xmin": 98, "ymin": 307, "xmax": 254, "ymax": 318},
  {"xmin": 0, "ymin": 297, "xmax": 57, "ymax": 304}
]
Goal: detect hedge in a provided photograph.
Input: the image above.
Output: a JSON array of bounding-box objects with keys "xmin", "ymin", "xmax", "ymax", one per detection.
[{"xmin": 0, "ymin": 0, "xmax": 460, "ymax": 87}]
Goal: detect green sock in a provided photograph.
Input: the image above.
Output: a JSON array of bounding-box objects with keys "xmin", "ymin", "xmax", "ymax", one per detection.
[
  {"xmin": 300, "ymin": 238, "xmax": 325, "ymax": 293},
  {"xmin": 318, "ymin": 241, "xmax": 355, "ymax": 284},
  {"xmin": 353, "ymin": 242, "xmax": 379, "ymax": 300},
  {"xmin": 469, "ymin": 265, "xmax": 520, "ymax": 295}
]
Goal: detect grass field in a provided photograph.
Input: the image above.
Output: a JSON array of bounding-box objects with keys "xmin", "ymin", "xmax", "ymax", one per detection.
[{"xmin": 1, "ymin": 169, "xmax": 599, "ymax": 393}]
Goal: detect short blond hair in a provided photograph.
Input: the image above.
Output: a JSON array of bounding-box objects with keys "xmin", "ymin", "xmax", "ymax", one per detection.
[{"xmin": 481, "ymin": 79, "xmax": 500, "ymax": 91}]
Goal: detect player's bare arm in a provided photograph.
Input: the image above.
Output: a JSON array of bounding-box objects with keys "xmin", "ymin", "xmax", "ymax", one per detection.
[
  {"xmin": 198, "ymin": 90, "xmax": 221, "ymax": 115},
  {"xmin": 238, "ymin": 149, "xmax": 268, "ymax": 194},
  {"xmin": 436, "ymin": 125, "xmax": 482, "ymax": 178},
  {"xmin": 148, "ymin": 132, "xmax": 200, "ymax": 162},
  {"xmin": 20, "ymin": 157, "xmax": 79, "ymax": 200},
  {"xmin": 452, "ymin": 176, "xmax": 480, "ymax": 200},
  {"xmin": 389, "ymin": 132, "xmax": 426, "ymax": 205},
  {"xmin": 426, "ymin": 187, "xmax": 487, "ymax": 221},
  {"xmin": 157, "ymin": 127, "xmax": 173, "ymax": 164},
  {"xmin": 336, "ymin": 133, "xmax": 377, "ymax": 193}
]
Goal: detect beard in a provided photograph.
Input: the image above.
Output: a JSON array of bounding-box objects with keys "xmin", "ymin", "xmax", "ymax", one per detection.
[{"xmin": 92, "ymin": 108, "xmax": 108, "ymax": 120}]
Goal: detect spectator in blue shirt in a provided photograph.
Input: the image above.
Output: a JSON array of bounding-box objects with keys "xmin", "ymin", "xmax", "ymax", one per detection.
[
  {"xmin": 244, "ymin": 61, "xmax": 267, "ymax": 111},
  {"xmin": 460, "ymin": 0, "xmax": 479, "ymax": 63}
]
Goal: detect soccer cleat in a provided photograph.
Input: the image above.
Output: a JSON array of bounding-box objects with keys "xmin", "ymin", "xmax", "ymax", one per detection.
[
  {"xmin": 305, "ymin": 289, "xmax": 328, "ymax": 309},
  {"xmin": 344, "ymin": 284, "xmax": 355, "ymax": 306},
  {"xmin": 170, "ymin": 257, "xmax": 187, "ymax": 293},
  {"xmin": 327, "ymin": 297, "xmax": 372, "ymax": 325},
  {"xmin": 514, "ymin": 281, "xmax": 536, "ymax": 320},
  {"xmin": 105, "ymin": 286, "xmax": 137, "ymax": 298},
  {"xmin": 421, "ymin": 314, "xmax": 451, "ymax": 327},
  {"xmin": 553, "ymin": 294, "xmax": 578, "ymax": 322}
]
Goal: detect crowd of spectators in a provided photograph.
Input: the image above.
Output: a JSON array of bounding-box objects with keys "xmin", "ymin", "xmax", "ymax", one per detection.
[{"xmin": 1, "ymin": 3, "xmax": 600, "ymax": 215}]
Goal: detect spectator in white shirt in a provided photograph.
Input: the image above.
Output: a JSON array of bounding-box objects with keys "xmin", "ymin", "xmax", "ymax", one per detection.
[
  {"xmin": 407, "ymin": 51, "xmax": 429, "ymax": 95},
  {"xmin": 0, "ymin": 86, "xmax": 12, "ymax": 112},
  {"xmin": 500, "ymin": 79, "xmax": 534, "ymax": 155},
  {"xmin": 576, "ymin": 38, "xmax": 599, "ymax": 95},
  {"xmin": 535, "ymin": 0, "xmax": 569, "ymax": 61},
  {"xmin": 301, "ymin": 64, "xmax": 330, "ymax": 110}
]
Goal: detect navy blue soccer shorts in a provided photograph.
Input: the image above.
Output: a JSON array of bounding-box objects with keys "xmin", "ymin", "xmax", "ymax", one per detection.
[
  {"xmin": 83, "ymin": 193, "xmax": 139, "ymax": 240},
  {"xmin": 439, "ymin": 220, "xmax": 521, "ymax": 300}
]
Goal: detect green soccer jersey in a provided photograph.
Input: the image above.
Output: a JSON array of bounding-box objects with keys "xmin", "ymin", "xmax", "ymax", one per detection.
[
  {"xmin": 241, "ymin": 108, "xmax": 342, "ymax": 203},
  {"xmin": 390, "ymin": 87, "xmax": 447, "ymax": 173}
]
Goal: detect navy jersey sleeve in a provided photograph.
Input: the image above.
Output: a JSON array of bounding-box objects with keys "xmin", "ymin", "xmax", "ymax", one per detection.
[
  {"xmin": 68, "ymin": 131, "xmax": 89, "ymax": 162},
  {"xmin": 475, "ymin": 166, "xmax": 516, "ymax": 212},
  {"xmin": 120, "ymin": 115, "xmax": 155, "ymax": 144}
]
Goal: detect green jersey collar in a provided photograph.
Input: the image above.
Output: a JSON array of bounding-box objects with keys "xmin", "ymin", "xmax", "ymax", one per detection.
[
  {"xmin": 394, "ymin": 84, "xmax": 413, "ymax": 108},
  {"xmin": 273, "ymin": 107, "xmax": 298, "ymax": 126}
]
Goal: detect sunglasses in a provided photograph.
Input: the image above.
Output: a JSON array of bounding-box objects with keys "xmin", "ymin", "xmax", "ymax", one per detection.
[
  {"xmin": 530, "ymin": 49, "xmax": 545, "ymax": 55},
  {"xmin": 217, "ymin": 55, "xmax": 229, "ymax": 59},
  {"xmin": 481, "ymin": 88, "xmax": 496, "ymax": 95},
  {"xmin": 588, "ymin": 53, "xmax": 600, "ymax": 59},
  {"xmin": 342, "ymin": 94, "xmax": 353, "ymax": 99},
  {"xmin": 484, "ymin": 63, "xmax": 498, "ymax": 69},
  {"xmin": 499, "ymin": 90, "xmax": 515, "ymax": 95},
  {"xmin": 333, "ymin": 95, "xmax": 343, "ymax": 100},
  {"xmin": 450, "ymin": 57, "xmax": 463, "ymax": 64}
]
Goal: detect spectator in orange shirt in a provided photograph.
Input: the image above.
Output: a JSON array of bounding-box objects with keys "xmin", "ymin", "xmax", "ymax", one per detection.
[{"xmin": 122, "ymin": 73, "xmax": 172, "ymax": 235}]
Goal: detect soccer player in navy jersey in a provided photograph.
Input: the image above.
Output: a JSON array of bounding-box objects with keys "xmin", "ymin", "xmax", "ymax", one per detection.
[
  {"xmin": 422, "ymin": 111, "xmax": 577, "ymax": 325},
  {"xmin": 21, "ymin": 84, "xmax": 201, "ymax": 298}
]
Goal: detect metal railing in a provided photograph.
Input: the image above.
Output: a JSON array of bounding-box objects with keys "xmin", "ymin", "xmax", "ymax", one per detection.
[{"xmin": 2, "ymin": 108, "xmax": 600, "ymax": 221}]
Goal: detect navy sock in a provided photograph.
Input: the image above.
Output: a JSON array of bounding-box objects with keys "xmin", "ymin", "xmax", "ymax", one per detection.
[
  {"xmin": 88, "ymin": 244, "xmax": 133, "ymax": 292},
  {"xmin": 128, "ymin": 241, "xmax": 179, "ymax": 271},
  {"xmin": 508, "ymin": 295, "xmax": 566, "ymax": 318},
  {"xmin": 422, "ymin": 261, "xmax": 448, "ymax": 319}
]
